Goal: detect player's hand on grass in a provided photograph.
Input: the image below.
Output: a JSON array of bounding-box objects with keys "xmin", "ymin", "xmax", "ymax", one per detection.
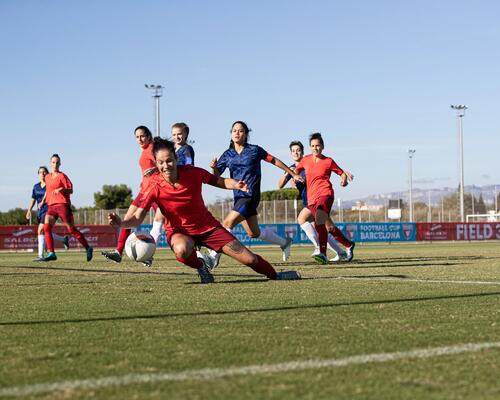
[
  {"xmin": 108, "ymin": 212, "xmax": 122, "ymax": 228},
  {"xmin": 143, "ymin": 167, "xmax": 158, "ymax": 177}
]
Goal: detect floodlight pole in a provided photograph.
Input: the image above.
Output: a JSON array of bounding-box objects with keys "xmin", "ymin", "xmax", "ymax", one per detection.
[
  {"xmin": 145, "ymin": 84, "xmax": 164, "ymax": 137},
  {"xmin": 408, "ymin": 149, "xmax": 416, "ymax": 222},
  {"xmin": 451, "ymin": 104, "xmax": 467, "ymax": 222}
]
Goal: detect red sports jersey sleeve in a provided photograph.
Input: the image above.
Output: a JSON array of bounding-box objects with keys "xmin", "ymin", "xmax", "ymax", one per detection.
[{"xmin": 45, "ymin": 172, "xmax": 73, "ymax": 205}]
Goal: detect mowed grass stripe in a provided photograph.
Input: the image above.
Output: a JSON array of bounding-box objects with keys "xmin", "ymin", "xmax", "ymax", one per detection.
[
  {"xmin": 338, "ymin": 277, "xmax": 500, "ymax": 286},
  {"xmin": 1, "ymin": 342, "xmax": 499, "ymax": 398}
]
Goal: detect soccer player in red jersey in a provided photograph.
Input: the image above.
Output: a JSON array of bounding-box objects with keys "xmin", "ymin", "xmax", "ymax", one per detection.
[
  {"xmin": 101, "ymin": 125, "xmax": 161, "ymax": 266},
  {"xmin": 40, "ymin": 154, "xmax": 93, "ymax": 262},
  {"xmin": 107, "ymin": 137, "xmax": 301, "ymax": 283},
  {"xmin": 295, "ymin": 133, "xmax": 354, "ymax": 264}
]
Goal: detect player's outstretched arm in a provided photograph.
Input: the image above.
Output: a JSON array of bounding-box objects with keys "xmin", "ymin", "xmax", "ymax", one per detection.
[
  {"xmin": 214, "ymin": 177, "xmax": 249, "ymax": 193},
  {"xmin": 268, "ymin": 156, "xmax": 304, "ymax": 184},
  {"xmin": 108, "ymin": 208, "xmax": 147, "ymax": 229}
]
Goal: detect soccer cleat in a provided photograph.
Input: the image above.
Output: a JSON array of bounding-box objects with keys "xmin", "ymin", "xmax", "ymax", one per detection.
[
  {"xmin": 33, "ymin": 257, "xmax": 45, "ymax": 262},
  {"xmin": 312, "ymin": 252, "xmax": 329, "ymax": 265},
  {"xmin": 42, "ymin": 252, "xmax": 57, "ymax": 262},
  {"xmin": 62, "ymin": 235, "xmax": 70, "ymax": 250},
  {"xmin": 197, "ymin": 259, "xmax": 215, "ymax": 284},
  {"xmin": 345, "ymin": 242, "xmax": 355, "ymax": 262},
  {"xmin": 330, "ymin": 252, "xmax": 347, "ymax": 263},
  {"xmin": 276, "ymin": 270, "xmax": 302, "ymax": 280},
  {"xmin": 142, "ymin": 258, "xmax": 153, "ymax": 268},
  {"xmin": 86, "ymin": 246, "xmax": 94, "ymax": 262},
  {"xmin": 280, "ymin": 237, "xmax": 293, "ymax": 262},
  {"xmin": 101, "ymin": 249, "xmax": 122, "ymax": 263}
]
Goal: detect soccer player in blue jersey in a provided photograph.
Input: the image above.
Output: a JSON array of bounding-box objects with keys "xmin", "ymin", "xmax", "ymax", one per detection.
[
  {"xmin": 209, "ymin": 121, "xmax": 304, "ymax": 265},
  {"xmin": 278, "ymin": 141, "xmax": 348, "ymax": 262},
  {"xmin": 26, "ymin": 166, "xmax": 69, "ymax": 261}
]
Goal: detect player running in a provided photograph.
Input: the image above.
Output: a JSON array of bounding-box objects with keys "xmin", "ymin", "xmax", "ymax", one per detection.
[
  {"xmin": 101, "ymin": 125, "xmax": 159, "ymax": 266},
  {"xmin": 39, "ymin": 154, "xmax": 93, "ymax": 262},
  {"xmin": 278, "ymin": 140, "xmax": 348, "ymax": 262},
  {"xmin": 26, "ymin": 166, "xmax": 69, "ymax": 261},
  {"xmin": 209, "ymin": 121, "xmax": 304, "ymax": 267},
  {"xmin": 107, "ymin": 137, "xmax": 301, "ymax": 283},
  {"xmin": 295, "ymin": 133, "xmax": 355, "ymax": 264}
]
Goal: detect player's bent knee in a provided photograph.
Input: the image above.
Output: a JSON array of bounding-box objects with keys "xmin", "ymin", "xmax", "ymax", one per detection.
[{"xmin": 172, "ymin": 243, "xmax": 191, "ymax": 259}]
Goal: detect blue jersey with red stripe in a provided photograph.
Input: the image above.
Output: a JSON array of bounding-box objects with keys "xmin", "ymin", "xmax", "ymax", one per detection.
[{"xmin": 216, "ymin": 144, "xmax": 269, "ymax": 200}]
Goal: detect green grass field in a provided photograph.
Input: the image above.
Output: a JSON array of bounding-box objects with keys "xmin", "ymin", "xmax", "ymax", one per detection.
[{"xmin": 1, "ymin": 242, "xmax": 499, "ymax": 399}]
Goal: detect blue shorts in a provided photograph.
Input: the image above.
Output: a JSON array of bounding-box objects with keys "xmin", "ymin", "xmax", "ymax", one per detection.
[
  {"xmin": 37, "ymin": 209, "xmax": 47, "ymax": 224},
  {"xmin": 233, "ymin": 197, "xmax": 259, "ymax": 219}
]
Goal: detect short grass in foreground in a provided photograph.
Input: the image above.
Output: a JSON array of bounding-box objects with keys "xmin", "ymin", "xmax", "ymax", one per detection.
[{"xmin": 0, "ymin": 241, "xmax": 499, "ymax": 399}]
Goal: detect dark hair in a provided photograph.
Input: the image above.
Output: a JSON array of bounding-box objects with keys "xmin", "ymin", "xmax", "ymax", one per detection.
[
  {"xmin": 309, "ymin": 132, "xmax": 324, "ymax": 146},
  {"xmin": 38, "ymin": 166, "xmax": 48, "ymax": 173},
  {"xmin": 152, "ymin": 137, "xmax": 177, "ymax": 160},
  {"xmin": 51, "ymin": 153, "xmax": 60, "ymax": 161},
  {"xmin": 289, "ymin": 140, "xmax": 304, "ymax": 153},
  {"xmin": 171, "ymin": 122, "xmax": 190, "ymax": 137},
  {"xmin": 229, "ymin": 120, "xmax": 251, "ymax": 149},
  {"xmin": 135, "ymin": 125, "xmax": 153, "ymax": 140}
]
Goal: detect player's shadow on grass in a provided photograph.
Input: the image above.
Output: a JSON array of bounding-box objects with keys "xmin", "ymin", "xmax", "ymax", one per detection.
[
  {"xmin": 353, "ymin": 256, "xmax": 485, "ymax": 265},
  {"xmin": 2, "ymin": 291, "xmax": 500, "ymax": 327}
]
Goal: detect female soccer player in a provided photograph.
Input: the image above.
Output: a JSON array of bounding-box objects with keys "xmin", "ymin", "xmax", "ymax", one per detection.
[
  {"xmin": 295, "ymin": 133, "xmax": 355, "ymax": 264},
  {"xmin": 149, "ymin": 122, "xmax": 195, "ymax": 243},
  {"xmin": 107, "ymin": 137, "xmax": 301, "ymax": 283},
  {"xmin": 40, "ymin": 154, "xmax": 93, "ymax": 262},
  {"xmin": 278, "ymin": 140, "xmax": 348, "ymax": 262},
  {"xmin": 209, "ymin": 121, "xmax": 304, "ymax": 266},
  {"xmin": 101, "ymin": 125, "xmax": 159, "ymax": 266},
  {"xmin": 26, "ymin": 166, "xmax": 69, "ymax": 261}
]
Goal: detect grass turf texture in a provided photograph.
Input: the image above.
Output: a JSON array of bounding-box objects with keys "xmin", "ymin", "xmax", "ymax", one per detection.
[{"xmin": 0, "ymin": 242, "xmax": 499, "ymax": 399}]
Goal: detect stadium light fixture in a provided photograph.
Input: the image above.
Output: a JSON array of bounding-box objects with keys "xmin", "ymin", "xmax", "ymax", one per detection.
[
  {"xmin": 408, "ymin": 149, "xmax": 416, "ymax": 222},
  {"xmin": 450, "ymin": 104, "xmax": 468, "ymax": 222},
  {"xmin": 145, "ymin": 84, "xmax": 165, "ymax": 137}
]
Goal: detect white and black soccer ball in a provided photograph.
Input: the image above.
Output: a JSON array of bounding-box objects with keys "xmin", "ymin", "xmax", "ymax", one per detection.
[{"xmin": 124, "ymin": 232, "xmax": 156, "ymax": 262}]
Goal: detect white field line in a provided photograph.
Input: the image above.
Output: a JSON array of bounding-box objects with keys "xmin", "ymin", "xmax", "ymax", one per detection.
[
  {"xmin": 1, "ymin": 342, "xmax": 499, "ymax": 397},
  {"xmin": 338, "ymin": 277, "xmax": 500, "ymax": 286}
]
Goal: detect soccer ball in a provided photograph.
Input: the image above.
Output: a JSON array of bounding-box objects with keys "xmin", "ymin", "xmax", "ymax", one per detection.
[{"xmin": 124, "ymin": 232, "xmax": 156, "ymax": 262}]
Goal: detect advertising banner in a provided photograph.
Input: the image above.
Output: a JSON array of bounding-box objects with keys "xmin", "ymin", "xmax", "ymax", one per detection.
[
  {"xmin": 0, "ymin": 225, "xmax": 118, "ymax": 251},
  {"xmin": 417, "ymin": 222, "xmax": 500, "ymax": 241}
]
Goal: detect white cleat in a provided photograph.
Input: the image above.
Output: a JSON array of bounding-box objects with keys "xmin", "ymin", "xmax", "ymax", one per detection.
[
  {"xmin": 345, "ymin": 242, "xmax": 355, "ymax": 262},
  {"xmin": 330, "ymin": 252, "xmax": 347, "ymax": 263},
  {"xmin": 197, "ymin": 258, "xmax": 215, "ymax": 284}
]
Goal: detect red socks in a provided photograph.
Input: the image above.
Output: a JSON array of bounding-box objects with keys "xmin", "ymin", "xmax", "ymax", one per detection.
[
  {"xmin": 116, "ymin": 228, "xmax": 131, "ymax": 254},
  {"xmin": 176, "ymin": 250, "xmax": 203, "ymax": 269},
  {"xmin": 68, "ymin": 226, "xmax": 89, "ymax": 249},
  {"xmin": 44, "ymin": 223, "xmax": 54, "ymax": 253},
  {"xmin": 330, "ymin": 225, "xmax": 352, "ymax": 248},
  {"xmin": 250, "ymin": 255, "xmax": 277, "ymax": 280},
  {"xmin": 316, "ymin": 224, "xmax": 328, "ymax": 254}
]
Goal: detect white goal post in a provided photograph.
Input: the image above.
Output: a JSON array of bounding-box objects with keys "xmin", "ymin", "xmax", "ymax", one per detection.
[{"xmin": 466, "ymin": 212, "xmax": 500, "ymax": 222}]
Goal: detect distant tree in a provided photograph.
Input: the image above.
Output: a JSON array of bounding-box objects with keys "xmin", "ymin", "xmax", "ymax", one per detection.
[
  {"xmin": 475, "ymin": 194, "xmax": 487, "ymax": 214},
  {"xmin": 94, "ymin": 184, "xmax": 133, "ymax": 209},
  {"xmin": 0, "ymin": 208, "xmax": 28, "ymax": 225},
  {"xmin": 261, "ymin": 188, "xmax": 300, "ymax": 201}
]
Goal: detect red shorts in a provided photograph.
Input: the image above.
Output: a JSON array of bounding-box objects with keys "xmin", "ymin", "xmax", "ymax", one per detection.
[
  {"xmin": 132, "ymin": 192, "xmax": 158, "ymax": 211},
  {"xmin": 46, "ymin": 203, "xmax": 73, "ymax": 224},
  {"xmin": 309, "ymin": 195, "xmax": 334, "ymax": 218},
  {"xmin": 167, "ymin": 225, "xmax": 236, "ymax": 252}
]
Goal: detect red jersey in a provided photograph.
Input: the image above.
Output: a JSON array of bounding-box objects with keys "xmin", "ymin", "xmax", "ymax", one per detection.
[
  {"xmin": 139, "ymin": 143, "xmax": 157, "ymax": 191},
  {"xmin": 295, "ymin": 154, "xmax": 344, "ymax": 205},
  {"xmin": 138, "ymin": 165, "xmax": 221, "ymax": 236},
  {"xmin": 44, "ymin": 172, "xmax": 73, "ymax": 205}
]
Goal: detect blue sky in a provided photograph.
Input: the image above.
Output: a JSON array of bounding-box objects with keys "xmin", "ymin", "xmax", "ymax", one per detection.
[{"xmin": 1, "ymin": 0, "xmax": 499, "ymax": 211}]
